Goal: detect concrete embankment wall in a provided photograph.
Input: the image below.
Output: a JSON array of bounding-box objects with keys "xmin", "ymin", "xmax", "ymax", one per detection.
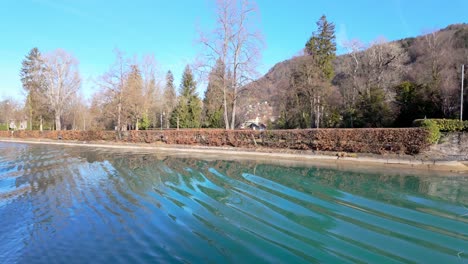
[{"xmin": 431, "ymin": 132, "xmax": 468, "ymax": 159}]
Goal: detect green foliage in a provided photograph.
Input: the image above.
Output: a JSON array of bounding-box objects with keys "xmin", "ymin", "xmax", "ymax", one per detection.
[
  {"xmin": 203, "ymin": 59, "xmax": 225, "ymax": 128},
  {"xmin": 163, "ymin": 70, "xmax": 177, "ymax": 128},
  {"xmin": 417, "ymin": 120, "xmax": 441, "ymax": 144},
  {"xmin": 20, "ymin": 47, "xmax": 48, "ymax": 129},
  {"xmin": 435, "ymin": 119, "xmax": 468, "ymax": 131},
  {"xmin": 281, "ymin": 15, "xmax": 337, "ymax": 129},
  {"xmin": 170, "ymin": 66, "xmax": 202, "ymax": 128},
  {"xmin": 276, "ymin": 92, "xmax": 311, "ymax": 129},
  {"xmin": 305, "ymin": 15, "xmax": 336, "ymax": 80},
  {"xmin": 324, "ymin": 110, "xmax": 342, "ymax": 128},
  {"xmin": 140, "ymin": 113, "xmax": 150, "ymax": 130},
  {"xmin": 203, "ymin": 109, "xmax": 224, "ymax": 128},
  {"xmin": 394, "ymin": 82, "xmax": 423, "ymax": 126},
  {"xmin": 413, "ymin": 118, "xmax": 468, "ymax": 144},
  {"xmin": 356, "ymin": 87, "xmax": 393, "ymax": 127},
  {"xmin": 0, "ymin": 123, "xmax": 8, "ymax": 131},
  {"xmin": 413, "ymin": 119, "xmax": 468, "ymax": 132},
  {"xmin": 400, "ymin": 37, "xmax": 415, "ymax": 51},
  {"xmin": 454, "ymin": 27, "xmax": 468, "ymax": 48},
  {"xmin": 20, "ymin": 48, "xmax": 45, "ymax": 92},
  {"xmin": 394, "ymin": 81, "xmax": 444, "ymax": 127},
  {"xmin": 179, "ymin": 65, "xmax": 197, "ymax": 98}
]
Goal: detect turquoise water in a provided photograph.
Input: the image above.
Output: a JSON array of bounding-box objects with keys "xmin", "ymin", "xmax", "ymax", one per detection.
[{"xmin": 0, "ymin": 142, "xmax": 467, "ymax": 263}]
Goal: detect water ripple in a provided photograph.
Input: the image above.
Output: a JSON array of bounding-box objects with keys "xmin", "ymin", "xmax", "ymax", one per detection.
[{"xmin": 0, "ymin": 142, "xmax": 467, "ymax": 263}]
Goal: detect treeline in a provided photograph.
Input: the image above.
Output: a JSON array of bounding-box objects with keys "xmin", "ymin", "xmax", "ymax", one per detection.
[
  {"xmin": 0, "ymin": 0, "xmax": 262, "ymax": 131},
  {"xmin": 1, "ymin": 5, "xmax": 467, "ymax": 131},
  {"xmin": 270, "ymin": 22, "xmax": 468, "ymax": 129},
  {"xmin": 3, "ymin": 49, "xmax": 229, "ymax": 131}
]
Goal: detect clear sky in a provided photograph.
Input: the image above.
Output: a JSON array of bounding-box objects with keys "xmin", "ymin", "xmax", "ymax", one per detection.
[{"xmin": 0, "ymin": 0, "xmax": 467, "ymax": 101}]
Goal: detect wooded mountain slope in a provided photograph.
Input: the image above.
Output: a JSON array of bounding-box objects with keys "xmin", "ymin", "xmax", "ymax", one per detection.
[{"xmin": 239, "ymin": 24, "xmax": 468, "ymax": 128}]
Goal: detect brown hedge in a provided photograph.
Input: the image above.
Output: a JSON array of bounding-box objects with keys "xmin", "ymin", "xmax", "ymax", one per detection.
[{"xmin": 0, "ymin": 128, "xmax": 430, "ymax": 155}]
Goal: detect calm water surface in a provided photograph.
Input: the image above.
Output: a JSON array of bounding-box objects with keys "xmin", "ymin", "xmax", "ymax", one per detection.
[{"xmin": 0, "ymin": 142, "xmax": 468, "ymax": 263}]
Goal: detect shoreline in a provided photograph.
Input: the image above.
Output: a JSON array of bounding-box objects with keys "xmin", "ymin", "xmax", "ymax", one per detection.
[{"xmin": 1, "ymin": 137, "xmax": 467, "ymax": 175}]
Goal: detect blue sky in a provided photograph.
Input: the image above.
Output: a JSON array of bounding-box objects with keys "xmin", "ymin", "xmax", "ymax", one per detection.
[{"xmin": 0, "ymin": 0, "xmax": 467, "ymax": 101}]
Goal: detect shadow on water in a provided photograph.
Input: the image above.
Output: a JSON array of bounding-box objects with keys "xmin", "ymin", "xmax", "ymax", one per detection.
[{"xmin": 0, "ymin": 142, "xmax": 467, "ymax": 263}]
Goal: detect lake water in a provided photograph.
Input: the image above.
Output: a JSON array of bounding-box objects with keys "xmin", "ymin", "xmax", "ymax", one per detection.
[{"xmin": 0, "ymin": 142, "xmax": 467, "ymax": 263}]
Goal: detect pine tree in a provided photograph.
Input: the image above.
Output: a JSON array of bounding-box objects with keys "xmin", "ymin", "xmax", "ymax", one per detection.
[
  {"xmin": 305, "ymin": 15, "xmax": 336, "ymax": 80},
  {"xmin": 163, "ymin": 71, "xmax": 177, "ymax": 128},
  {"xmin": 203, "ymin": 59, "xmax": 225, "ymax": 128},
  {"xmin": 170, "ymin": 66, "xmax": 202, "ymax": 128},
  {"xmin": 288, "ymin": 15, "xmax": 337, "ymax": 128},
  {"xmin": 20, "ymin": 47, "xmax": 47, "ymax": 130},
  {"xmin": 356, "ymin": 86, "xmax": 393, "ymax": 127}
]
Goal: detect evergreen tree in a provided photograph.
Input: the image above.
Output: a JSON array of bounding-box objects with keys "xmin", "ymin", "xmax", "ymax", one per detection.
[
  {"xmin": 356, "ymin": 86, "xmax": 393, "ymax": 127},
  {"xmin": 20, "ymin": 47, "xmax": 47, "ymax": 130},
  {"xmin": 305, "ymin": 15, "xmax": 336, "ymax": 80},
  {"xmin": 393, "ymin": 81, "xmax": 442, "ymax": 127},
  {"xmin": 163, "ymin": 71, "xmax": 177, "ymax": 128},
  {"xmin": 140, "ymin": 112, "xmax": 150, "ymax": 130},
  {"xmin": 170, "ymin": 66, "xmax": 202, "ymax": 128},
  {"xmin": 202, "ymin": 59, "xmax": 225, "ymax": 128},
  {"xmin": 285, "ymin": 15, "xmax": 337, "ymax": 128}
]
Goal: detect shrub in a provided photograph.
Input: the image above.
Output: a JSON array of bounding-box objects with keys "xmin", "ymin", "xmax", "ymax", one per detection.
[
  {"xmin": 0, "ymin": 128, "xmax": 431, "ymax": 155},
  {"xmin": 417, "ymin": 120, "xmax": 441, "ymax": 144},
  {"xmin": 413, "ymin": 119, "xmax": 468, "ymax": 132},
  {"xmin": 139, "ymin": 114, "xmax": 150, "ymax": 130}
]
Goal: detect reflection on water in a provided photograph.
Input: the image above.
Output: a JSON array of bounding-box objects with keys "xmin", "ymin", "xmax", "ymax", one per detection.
[{"xmin": 0, "ymin": 142, "xmax": 467, "ymax": 263}]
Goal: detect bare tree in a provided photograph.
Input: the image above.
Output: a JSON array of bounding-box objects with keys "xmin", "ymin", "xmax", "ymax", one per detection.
[
  {"xmin": 42, "ymin": 49, "xmax": 81, "ymax": 130},
  {"xmin": 341, "ymin": 39, "xmax": 365, "ymax": 104},
  {"xmin": 125, "ymin": 64, "xmax": 144, "ymax": 130},
  {"xmin": 335, "ymin": 38, "xmax": 407, "ymax": 127},
  {"xmin": 199, "ymin": 0, "xmax": 263, "ymax": 129},
  {"xmin": 0, "ymin": 98, "xmax": 23, "ymax": 127},
  {"xmin": 63, "ymin": 94, "xmax": 90, "ymax": 130},
  {"xmin": 290, "ymin": 56, "xmax": 330, "ymax": 128},
  {"xmin": 360, "ymin": 38, "xmax": 407, "ymax": 96},
  {"xmin": 411, "ymin": 30, "xmax": 458, "ymax": 116},
  {"xmin": 337, "ymin": 39, "xmax": 365, "ymax": 126},
  {"xmin": 339, "ymin": 38, "xmax": 407, "ymax": 98},
  {"xmin": 96, "ymin": 49, "xmax": 129, "ymax": 131},
  {"xmin": 140, "ymin": 54, "xmax": 162, "ymax": 129}
]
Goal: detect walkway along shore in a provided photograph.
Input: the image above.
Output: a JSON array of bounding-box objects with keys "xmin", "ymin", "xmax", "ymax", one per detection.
[{"xmin": 1, "ymin": 137, "xmax": 467, "ymax": 175}]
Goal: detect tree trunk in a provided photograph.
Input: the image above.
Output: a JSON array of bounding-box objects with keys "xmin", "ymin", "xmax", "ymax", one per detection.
[
  {"xmin": 29, "ymin": 112, "xmax": 32, "ymax": 130},
  {"xmin": 230, "ymin": 86, "xmax": 237, "ymax": 129},
  {"xmin": 29, "ymin": 109, "xmax": 32, "ymax": 130},
  {"xmin": 310, "ymin": 109, "xmax": 314, "ymax": 129},
  {"xmin": 223, "ymin": 81, "xmax": 230, "ymax": 129},
  {"xmin": 40, "ymin": 116, "xmax": 43, "ymax": 131},
  {"xmin": 310, "ymin": 97, "xmax": 316, "ymax": 128},
  {"xmin": 117, "ymin": 97, "xmax": 122, "ymax": 131},
  {"xmin": 316, "ymin": 96, "xmax": 321, "ymax": 129},
  {"xmin": 55, "ymin": 113, "xmax": 61, "ymax": 131},
  {"xmin": 73, "ymin": 113, "xmax": 76, "ymax": 130},
  {"xmin": 136, "ymin": 118, "xmax": 139, "ymax": 131},
  {"xmin": 166, "ymin": 110, "xmax": 170, "ymax": 129}
]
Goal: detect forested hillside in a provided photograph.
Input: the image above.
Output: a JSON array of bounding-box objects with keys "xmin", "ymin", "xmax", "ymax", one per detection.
[{"xmin": 239, "ymin": 24, "xmax": 468, "ymax": 128}]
